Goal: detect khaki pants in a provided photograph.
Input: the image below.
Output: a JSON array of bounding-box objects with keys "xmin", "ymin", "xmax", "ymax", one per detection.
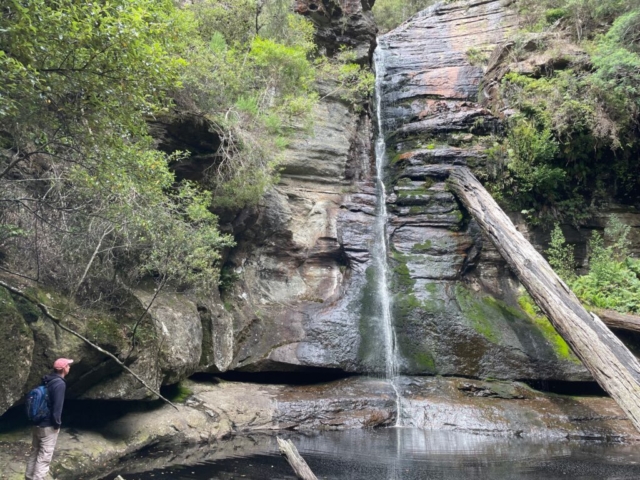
[{"xmin": 25, "ymin": 426, "xmax": 59, "ymax": 480}]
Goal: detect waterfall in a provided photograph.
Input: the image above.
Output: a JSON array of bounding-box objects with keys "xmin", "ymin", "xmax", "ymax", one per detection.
[{"xmin": 373, "ymin": 43, "xmax": 402, "ymax": 426}]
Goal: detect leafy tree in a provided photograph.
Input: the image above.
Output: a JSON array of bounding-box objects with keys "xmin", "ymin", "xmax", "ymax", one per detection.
[
  {"xmin": 0, "ymin": 0, "xmax": 373, "ymax": 304},
  {"xmin": 0, "ymin": 0, "xmax": 233, "ymax": 300}
]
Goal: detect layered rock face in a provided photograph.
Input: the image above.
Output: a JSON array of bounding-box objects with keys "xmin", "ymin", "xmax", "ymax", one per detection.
[
  {"xmin": 221, "ymin": 84, "xmax": 377, "ymax": 373},
  {"xmin": 0, "ymin": 0, "xmax": 380, "ymax": 416},
  {"xmin": 376, "ymin": 0, "xmax": 590, "ymax": 380},
  {"xmin": 4, "ymin": 0, "xmax": 631, "ymax": 418},
  {"xmin": 219, "ymin": 0, "xmax": 595, "ymax": 381}
]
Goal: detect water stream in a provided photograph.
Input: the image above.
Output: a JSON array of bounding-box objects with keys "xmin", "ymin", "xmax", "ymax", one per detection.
[{"xmin": 372, "ymin": 43, "xmax": 402, "ymax": 425}]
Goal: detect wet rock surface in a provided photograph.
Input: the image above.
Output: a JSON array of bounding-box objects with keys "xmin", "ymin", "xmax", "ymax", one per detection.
[
  {"xmin": 2, "ymin": 1, "xmax": 640, "ymax": 450},
  {"xmin": 399, "ymin": 376, "xmax": 638, "ymax": 440},
  {"xmin": 375, "ymin": 0, "xmax": 592, "ymax": 380},
  {"xmin": 1, "ymin": 377, "xmax": 638, "ymax": 480},
  {"xmin": 0, "ymin": 288, "xmax": 34, "ymax": 415}
]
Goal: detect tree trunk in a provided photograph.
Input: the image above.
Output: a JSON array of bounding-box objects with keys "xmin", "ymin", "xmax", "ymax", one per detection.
[
  {"xmin": 595, "ymin": 309, "xmax": 640, "ymax": 335},
  {"xmin": 447, "ymin": 166, "xmax": 640, "ymax": 433},
  {"xmin": 277, "ymin": 437, "xmax": 318, "ymax": 480}
]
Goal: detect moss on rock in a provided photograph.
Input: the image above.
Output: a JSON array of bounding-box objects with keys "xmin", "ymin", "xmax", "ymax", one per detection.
[
  {"xmin": 518, "ymin": 294, "xmax": 580, "ymax": 364},
  {"xmin": 455, "ymin": 285, "xmax": 503, "ymax": 344},
  {"xmin": 0, "ymin": 287, "xmax": 35, "ymax": 414}
]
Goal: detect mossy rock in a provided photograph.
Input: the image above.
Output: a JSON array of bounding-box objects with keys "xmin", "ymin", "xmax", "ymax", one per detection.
[
  {"xmin": 454, "ymin": 285, "xmax": 585, "ymax": 368},
  {"xmin": 455, "ymin": 285, "xmax": 504, "ymax": 344},
  {"xmin": 517, "ymin": 295, "xmax": 580, "ymax": 364},
  {"xmin": 357, "ymin": 265, "xmax": 388, "ymax": 373},
  {"xmin": 0, "ymin": 287, "xmax": 34, "ymax": 414}
]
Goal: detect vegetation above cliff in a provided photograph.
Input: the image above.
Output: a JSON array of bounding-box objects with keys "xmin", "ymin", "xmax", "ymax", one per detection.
[
  {"xmin": 486, "ymin": 0, "xmax": 640, "ymax": 225},
  {"xmin": 0, "ymin": 0, "xmax": 372, "ymax": 303},
  {"xmin": 372, "ymin": 0, "xmax": 437, "ymax": 32}
]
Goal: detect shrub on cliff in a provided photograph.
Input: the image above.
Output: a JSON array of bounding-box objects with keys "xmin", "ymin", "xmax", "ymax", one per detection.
[
  {"xmin": 547, "ymin": 219, "xmax": 640, "ymax": 314},
  {"xmin": 373, "ymin": 0, "xmax": 437, "ymax": 33},
  {"xmin": 0, "ymin": 0, "xmax": 373, "ymax": 303},
  {"xmin": 488, "ymin": 3, "xmax": 640, "ymax": 225},
  {"xmin": 181, "ymin": 0, "xmax": 372, "ymax": 207}
]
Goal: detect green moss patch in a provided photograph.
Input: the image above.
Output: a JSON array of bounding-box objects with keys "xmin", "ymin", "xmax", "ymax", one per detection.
[
  {"xmin": 391, "ymin": 250, "xmax": 416, "ymax": 290},
  {"xmin": 357, "ymin": 266, "xmax": 385, "ymax": 370},
  {"xmin": 455, "ymin": 285, "xmax": 503, "ymax": 344},
  {"xmin": 518, "ymin": 294, "xmax": 580, "ymax": 363},
  {"xmin": 413, "ymin": 351, "xmax": 436, "ymax": 372},
  {"xmin": 163, "ymin": 382, "xmax": 193, "ymax": 403},
  {"xmin": 412, "ymin": 240, "xmax": 432, "ymax": 252},
  {"xmin": 85, "ymin": 315, "xmax": 128, "ymax": 349}
]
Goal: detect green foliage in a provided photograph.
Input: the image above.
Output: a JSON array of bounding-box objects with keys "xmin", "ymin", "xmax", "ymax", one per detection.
[
  {"xmin": 547, "ymin": 224, "xmax": 576, "ymax": 281},
  {"xmin": 316, "ymin": 48, "xmax": 375, "ymax": 108},
  {"xmin": 488, "ymin": 115, "xmax": 567, "ymax": 223},
  {"xmin": 545, "ymin": 8, "xmax": 568, "ymax": 23},
  {"xmin": 0, "ymin": 0, "xmax": 373, "ymax": 304},
  {"xmin": 589, "ymin": 12, "xmax": 640, "ymax": 136},
  {"xmin": 466, "ymin": 47, "xmax": 491, "ymax": 66},
  {"xmin": 515, "ymin": 0, "xmax": 638, "ymax": 38},
  {"xmin": 547, "ymin": 216, "xmax": 640, "ymax": 314},
  {"xmin": 372, "ymin": 0, "xmax": 438, "ymax": 33},
  {"xmin": 490, "ymin": 3, "xmax": 640, "ymax": 224},
  {"xmin": 0, "ymin": 0, "xmax": 235, "ymax": 298},
  {"xmin": 180, "ymin": 1, "xmax": 370, "ymax": 206},
  {"xmin": 164, "ymin": 382, "xmax": 193, "ymax": 403},
  {"xmin": 179, "ymin": 2, "xmax": 319, "ymax": 208}
]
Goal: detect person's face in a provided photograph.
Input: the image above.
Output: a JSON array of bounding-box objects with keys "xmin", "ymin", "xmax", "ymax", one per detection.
[{"xmin": 64, "ymin": 364, "xmax": 71, "ymax": 376}]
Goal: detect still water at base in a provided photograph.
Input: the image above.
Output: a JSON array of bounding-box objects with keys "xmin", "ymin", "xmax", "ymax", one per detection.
[{"xmin": 110, "ymin": 429, "xmax": 640, "ymax": 480}]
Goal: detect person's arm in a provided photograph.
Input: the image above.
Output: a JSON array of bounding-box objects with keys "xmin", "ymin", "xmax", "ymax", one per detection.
[{"xmin": 49, "ymin": 379, "xmax": 66, "ymax": 429}]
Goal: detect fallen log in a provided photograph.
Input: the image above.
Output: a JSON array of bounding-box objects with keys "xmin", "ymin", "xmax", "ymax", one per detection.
[
  {"xmin": 595, "ymin": 309, "xmax": 640, "ymax": 335},
  {"xmin": 447, "ymin": 166, "xmax": 640, "ymax": 433},
  {"xmin": 277, "ymin": 437, "xmax": 318, "ymax": 480}
]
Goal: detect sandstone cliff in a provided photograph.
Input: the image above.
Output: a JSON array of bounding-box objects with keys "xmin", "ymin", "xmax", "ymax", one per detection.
[{"xmin": 3, "ymin": 0, "xmax": 640, "ymax": 419}]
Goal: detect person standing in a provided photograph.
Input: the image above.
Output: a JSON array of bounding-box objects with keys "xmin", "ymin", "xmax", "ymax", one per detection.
[{"xmin": 25, "ymin": 358, "xmax": 73, "ymax": 480}]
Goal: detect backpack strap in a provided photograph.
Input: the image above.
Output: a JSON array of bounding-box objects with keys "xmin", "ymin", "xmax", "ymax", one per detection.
[{"xmin": 43, "ymin": 375, "xmax": 64, "ymax": 394}]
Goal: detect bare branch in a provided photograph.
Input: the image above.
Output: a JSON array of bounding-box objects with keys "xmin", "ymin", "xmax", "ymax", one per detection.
[
  {"xmin": 74, "ymin": 224, "xmax": 114, "ymax": 294},
  {"xmin": 126, "ymin": 275, "xmax": 167, "ymax": 361}
]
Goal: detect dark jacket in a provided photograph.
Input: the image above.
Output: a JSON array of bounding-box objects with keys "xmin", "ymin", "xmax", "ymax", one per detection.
[{"xmin": 36, "ymin": 374, "xmax": 66, "ymax": 428}]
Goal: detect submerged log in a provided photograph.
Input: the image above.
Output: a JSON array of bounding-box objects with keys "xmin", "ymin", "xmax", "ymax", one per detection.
[
  {"xmin": 277, "ymin": 437, "xmax": 318, "ymax": 480},
  {"xmin": 447, "ymin": 166, "xmax": 640, "ymax": 433}
]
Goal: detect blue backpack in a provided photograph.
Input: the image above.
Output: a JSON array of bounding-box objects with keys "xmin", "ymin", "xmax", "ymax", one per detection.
[{"xmin": 25, "ymin": 385, "xmax": 51, "ymax": 423}]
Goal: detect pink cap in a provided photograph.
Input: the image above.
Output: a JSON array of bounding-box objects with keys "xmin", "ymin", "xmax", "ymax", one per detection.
[{"xmin": 53, "ymin": 358, "xmax": 74, "ymax": 370}]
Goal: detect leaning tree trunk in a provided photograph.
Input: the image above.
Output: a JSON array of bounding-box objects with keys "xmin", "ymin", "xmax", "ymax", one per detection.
[{"xmin": 447, "ymin": 166, "xmax": 640, "ymax": 433}]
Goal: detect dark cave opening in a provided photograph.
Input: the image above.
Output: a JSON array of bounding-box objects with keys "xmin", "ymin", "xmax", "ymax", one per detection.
[{"xmin": 520, "ymin": 379, "xmax": 608, "ymax": 397}]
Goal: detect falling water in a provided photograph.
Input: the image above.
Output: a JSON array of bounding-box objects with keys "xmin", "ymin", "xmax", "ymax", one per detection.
[{"xmin": 373, "ymin": 43, "xmax": 402, "ymax": 426}]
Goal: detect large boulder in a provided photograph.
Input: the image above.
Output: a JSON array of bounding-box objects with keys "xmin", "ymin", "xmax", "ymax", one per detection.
[{"xmin": 0, "ymin": 287, "xmax": 34, "ymax": 414}]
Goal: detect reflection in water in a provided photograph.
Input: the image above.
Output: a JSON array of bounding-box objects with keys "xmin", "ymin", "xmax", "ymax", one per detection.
[{"xmin": 110, "ymin": 429, "xmax": 640, "ymax": 480}]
